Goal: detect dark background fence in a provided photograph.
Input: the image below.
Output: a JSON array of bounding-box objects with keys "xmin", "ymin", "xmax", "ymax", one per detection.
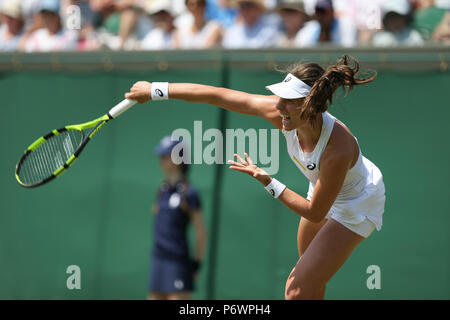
[{"xmin": 1, "ymin": 48, "xmax": 449, "ymax": 299}]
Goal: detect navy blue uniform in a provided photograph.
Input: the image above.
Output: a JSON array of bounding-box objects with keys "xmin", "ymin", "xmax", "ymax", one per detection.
[{"xmin": 149, "ymin": 180, "xmax": 201, "ymax": 293}]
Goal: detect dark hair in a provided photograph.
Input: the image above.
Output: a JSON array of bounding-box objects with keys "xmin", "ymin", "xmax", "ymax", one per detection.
[
  {"xmin": 288, "ymin": 55, "xmax": 377, "ymax": 126},
  {"xmin": 382, "ymin": 11, "xmax": 413, "ymax": 31},
  {"xmin": 185, "ymin": 0, "xmax": 206, "ymax": 6}
]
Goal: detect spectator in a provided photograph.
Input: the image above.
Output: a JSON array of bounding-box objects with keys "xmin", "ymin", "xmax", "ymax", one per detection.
[
  {"xmin": 89, "ymin": 0, "xmax": 151, "ymax": 50},
  {"xmin": 411, "ymin": 0, "xmax": 435, "ymax": 10},
  {"xmin": 411, "ymin": 0, "xmax": 448, "ymax": 40},
  {"xmin": 15, "ymin": 0, "xmax": 44, "ymax": 51},
  {"xmin": 24, "ymin": 0, "xmax": 77, "ymax": 52},
  {"xmin": 372, "ymin": 0, "xmax": 424, "ymax": 46},
  {"xmin": 275, "ymin": 0, "xmax": 309, "ymax": 48},
  {"xmin": 222, "ymin": 0, "xmax": 278, "ymax": 48},
  {"xmin": 115, "ymin": 0, "xmax": 148, "ymax": 50},
  {"xmin": 295, "ymin": 0, "xmax": 357, "ymax": 47},
  {"xmin": 432, "ymin": 10, "xmax": 450, "ymax": 43},
  {"xmin": 332, "ymin": 0, "xmax": 385, "ymax": 45},
  {"xmin": 77, "ymin": 0, "xmax": 118, "ymax": 50},
  {"xmin": 302, "ymin": 0, "xmax": 318, "ymax": 16},
  {"xmin": 140, "ymin": 0, "xmax": 176, "ymax": 50},
  {"xmin": 205, "ymin": 0, "xmax": 238, "ymax": 28},
  {"xmin": 173, "ymin": 0, "xmax": 222, "ymax": 49},
  {"xmin": 19, "ymin": 0, "xmax": 42, "ymax": 30},
  {"xmin": 0, "ymin": 0, "xmax": 25, "ymax": 51},
  {"xmin": 61, "ymin": 0, "xmax": 99, "ymax": 51}
]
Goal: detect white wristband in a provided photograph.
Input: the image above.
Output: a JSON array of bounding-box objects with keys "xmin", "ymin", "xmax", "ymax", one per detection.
[
  {"xmin": 264, "ymin": 178, "xmax": 286, "ymax": 199},
  {"xmin": 151, "ymin": 82, "xmax": 169, "ymax": 100}
]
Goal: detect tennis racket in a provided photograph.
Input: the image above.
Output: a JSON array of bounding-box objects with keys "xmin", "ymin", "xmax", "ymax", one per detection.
[{"xmin": 15, "ymin": 99, "xmax": 137, "ymax": 188}]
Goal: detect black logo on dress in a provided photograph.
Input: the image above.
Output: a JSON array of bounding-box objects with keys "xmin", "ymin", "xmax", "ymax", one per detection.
[
  {"xmin": 307, "ymin": 163, "xmax": 316, "ymax": 170},
  {"xmin": 284, "ymin": 76, "xmax": 292, "ymax": 82},
  {"xmin": 155, "ymin": 89, "xmax": 163, "ymax": 97}
]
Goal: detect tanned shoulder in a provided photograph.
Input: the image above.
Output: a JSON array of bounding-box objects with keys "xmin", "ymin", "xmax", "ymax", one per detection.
[{"xmin": 321, "ymin": 122, "xmax": 359, "ymax": 170}]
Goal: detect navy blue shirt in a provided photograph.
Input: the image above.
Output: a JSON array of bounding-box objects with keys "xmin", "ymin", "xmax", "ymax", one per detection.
[{"xmin": 153, "ymin": 181, "xmax": 201, "ymax": 261}]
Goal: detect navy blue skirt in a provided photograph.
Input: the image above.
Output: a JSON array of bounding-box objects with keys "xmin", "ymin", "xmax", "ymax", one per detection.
[{"xmin": 149, "ymin": 256, "xmax": 194, "ymax": 293}]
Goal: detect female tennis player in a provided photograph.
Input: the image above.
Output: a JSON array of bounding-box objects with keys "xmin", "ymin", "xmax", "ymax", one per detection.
[{"xmin": 125, "ymin": 55, "xmax": 386, "ymax": 300}]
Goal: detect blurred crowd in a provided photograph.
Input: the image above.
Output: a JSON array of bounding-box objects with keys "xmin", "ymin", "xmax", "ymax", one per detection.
[{"xmin": 0, "ymin": 0, "xmax": 449, "ymax": 52}]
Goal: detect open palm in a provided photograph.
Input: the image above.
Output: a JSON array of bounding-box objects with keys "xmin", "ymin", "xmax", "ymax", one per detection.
[{"xmin": 227, "ymin": 153, "xmax": 271, "ymax": 186}]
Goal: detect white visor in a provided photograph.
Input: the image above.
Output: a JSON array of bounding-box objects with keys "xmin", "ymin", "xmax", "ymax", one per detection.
[{"xmin": 265, "ymin": 73, "xmax": 311, "ymax": 99}]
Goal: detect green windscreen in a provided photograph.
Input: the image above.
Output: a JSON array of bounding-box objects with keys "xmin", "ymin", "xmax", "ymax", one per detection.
[{"xmin": 0, "ymin": 50, "xmax": 449, "ymax": 299}]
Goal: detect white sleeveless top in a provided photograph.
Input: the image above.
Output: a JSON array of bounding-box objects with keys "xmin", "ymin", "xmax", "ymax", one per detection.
[{"xmin": 282, "ymin": 112, "xmax": 385, "ymax": 230}]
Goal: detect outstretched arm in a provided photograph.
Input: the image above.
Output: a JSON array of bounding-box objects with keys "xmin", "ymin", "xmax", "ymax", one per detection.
[{"xmin": 125, "ymin": 81, "xmax": 282, "ymax": 129}]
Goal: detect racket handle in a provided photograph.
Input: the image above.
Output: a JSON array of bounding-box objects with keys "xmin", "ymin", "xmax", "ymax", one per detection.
[{"xmin": 108, "ymin": 99, "xmax": 137, "ymax": 119}]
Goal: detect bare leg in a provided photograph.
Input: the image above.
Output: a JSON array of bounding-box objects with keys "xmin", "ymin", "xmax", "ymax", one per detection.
[
  {"xmin": 296, "ymin": 217, "xmax": 327, "ymax": 298},
  {"xmin": 297, "ymin": 217, "xmax": 327, "ymax": 257},
  {"xmin": 167, "ymin": 291, "xmax": 192, "ymax": 300},
  {"xmin": 286, "ymin": 219, "xmax": 365, "ymax": 300},
  {"xmin": 149, "ymin": 292, "xmax": 169, "ymax": 300}
]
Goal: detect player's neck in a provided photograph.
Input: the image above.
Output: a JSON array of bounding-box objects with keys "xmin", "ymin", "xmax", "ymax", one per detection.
[{"xmin": 296, "ymin": 115, "xmax": 323, "ymax": 153}]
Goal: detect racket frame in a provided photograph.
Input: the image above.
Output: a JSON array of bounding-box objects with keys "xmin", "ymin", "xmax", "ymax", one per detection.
[
  {"xmin": 15, "ymin": 99, "xmax": 136, "ymax": 188},
  {"xmin": 15, "ymin": 114, "xmax": 111, "ymax": 188}
]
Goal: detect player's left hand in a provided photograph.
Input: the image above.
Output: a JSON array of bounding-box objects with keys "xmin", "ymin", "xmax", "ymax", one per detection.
[{"xmin": 228, "ymin": 153, "xmax": 272, "ymax": 186}]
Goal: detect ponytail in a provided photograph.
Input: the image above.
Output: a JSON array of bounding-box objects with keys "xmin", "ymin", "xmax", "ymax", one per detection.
[{"xmin": 291, "ymin": 55, "xmax": 377, "ymax": 126}]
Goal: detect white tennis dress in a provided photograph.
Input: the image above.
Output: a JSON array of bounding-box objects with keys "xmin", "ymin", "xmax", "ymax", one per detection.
[{"xmin": 282, "ymin": 111, "xmax": 386, "ymax": 237}]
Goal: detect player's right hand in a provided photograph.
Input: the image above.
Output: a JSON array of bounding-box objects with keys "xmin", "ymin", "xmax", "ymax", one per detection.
[
  {"xmin": 125, "ymin": 81, "xmax": 152, "ymax": 104},
  {"xmin": 228, "ymin": 153, "xmax": 272, "ymax": 186}
]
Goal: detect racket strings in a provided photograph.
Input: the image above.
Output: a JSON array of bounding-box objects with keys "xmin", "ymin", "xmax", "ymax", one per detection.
[{"xmin": 18, "ymin": 130, "xmax": 83, "ymax": 185}]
